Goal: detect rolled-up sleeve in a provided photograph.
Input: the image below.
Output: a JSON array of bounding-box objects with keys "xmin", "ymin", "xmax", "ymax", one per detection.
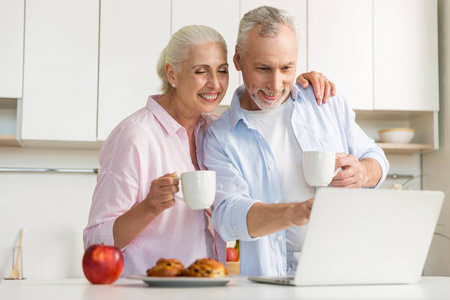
[
  {"xmin": 83, "ymin": 127, "xmax": 142, "ymax": 250},
  {"xmin": 340, "ymin": 97, "xmax": 390, "ymax": 188},
  {"xmin": 203, "ymin": 125, "xmax": 261, "ymax": 242}
]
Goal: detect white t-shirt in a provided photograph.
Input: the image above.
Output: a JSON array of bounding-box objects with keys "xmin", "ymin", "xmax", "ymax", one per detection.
[{"xmin": 244, "ymin": 98, "xmax": 315, "ymax": 251}]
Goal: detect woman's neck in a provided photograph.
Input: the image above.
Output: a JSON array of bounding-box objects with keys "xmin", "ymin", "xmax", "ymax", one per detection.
[{"xmin": 158, "ymin": 93, "xmax": 200, "ymax": 132}]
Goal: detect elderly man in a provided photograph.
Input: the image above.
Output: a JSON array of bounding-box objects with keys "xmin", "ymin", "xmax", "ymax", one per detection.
[{"xmin": 203, "ymin": 6, "xmax": 390, "ymax": 277}]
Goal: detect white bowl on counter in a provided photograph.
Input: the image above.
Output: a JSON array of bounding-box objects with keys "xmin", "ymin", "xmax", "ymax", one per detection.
[{"xmin": 378, "ymin": 128, "xmax": 415, "ymax": 144}]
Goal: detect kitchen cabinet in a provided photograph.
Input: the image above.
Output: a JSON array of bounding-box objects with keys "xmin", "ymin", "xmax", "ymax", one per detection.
[
  {"xmin": 172, "ymin": 0, "xmax": 240, "ymax": 106},
  {"xmin": 240, "ymin": 0, "xmax": 307, "ymax": 79},
  {"xmin": 370, "ymin": 0, "xmax": 439, "ymax": 152},
  {"xmin": 306, "ymin": 0, "xmax": 438, "ymax": 153},
  {"xmin": 97, "ymin": 0, "xmax": 171, "ymax": 141},
  {"xmin": 308, "ymin": 0, "xmax": 372, "ymax": 110},
  {"xmin": 0, "ymin": 0, "xmax": 24, "ymax": 99},
  {"xmin": 0, "ymin": 0, "xmax": 439, "ymax": 154},
  {"xmin": 373, "ymin": 0, "xmax": 439, "ymax": 111},
  {"xmin": 307, "ymin": 0, "xmax": 438, "ymax": 113},
  {"xmin": 19, "ymin": 0, "xmax": 99, "ymax": 143}
]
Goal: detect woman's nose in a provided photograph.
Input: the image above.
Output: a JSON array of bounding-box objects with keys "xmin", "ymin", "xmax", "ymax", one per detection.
[{"xmin": 206, "ymin": 73, "xmax": 220, "ymax": 89}]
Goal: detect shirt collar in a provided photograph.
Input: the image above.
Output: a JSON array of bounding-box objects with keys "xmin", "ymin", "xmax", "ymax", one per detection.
[
  {"xmin": 229, "ymin": 83, "xmax": 304, "ymax": 130},
  {"xmin": 146, "ymin": 95, "xmax": 207, "ymax": 136}
]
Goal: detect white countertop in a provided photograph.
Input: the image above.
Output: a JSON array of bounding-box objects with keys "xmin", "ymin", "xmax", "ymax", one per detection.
[{"xmin": 1, "ymin": 276, "xmax": 450, "ymax": 300}]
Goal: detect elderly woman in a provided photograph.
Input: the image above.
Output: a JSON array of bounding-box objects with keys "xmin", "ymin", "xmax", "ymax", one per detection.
[{"xmin": 83, "ymin": 24, "xmax": 334, "ymax": 277}]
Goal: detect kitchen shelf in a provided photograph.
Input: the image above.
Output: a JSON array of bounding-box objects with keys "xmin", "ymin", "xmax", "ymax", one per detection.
[
  {"xmin": 355, "ymin": 110, "xmax": 438, "ymax": 155},
  {"xmin": 376, "ymin": 143, "xmax": 434, "ymax": 155},
  {"xmin": 0, "ymin": 134, "xmax": 20, "ymax": 147}
]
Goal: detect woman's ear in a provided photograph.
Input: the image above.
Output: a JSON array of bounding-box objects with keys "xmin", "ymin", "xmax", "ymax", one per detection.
[{"xmin": 165, "ymin": 63, "xmax": 177, "ymax": 87}]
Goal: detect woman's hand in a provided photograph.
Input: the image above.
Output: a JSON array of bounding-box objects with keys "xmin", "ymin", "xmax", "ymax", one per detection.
[
  {"xmin": 113, "ymin": 172, "xmax": 181, "ymax": 249},
  {"xmin": 296, "ymin": 71, "xmax": 336, "ymax": 105},
  {"xmin": 145, "ymin": 173, "xmax": 180, "ymax": 214}
]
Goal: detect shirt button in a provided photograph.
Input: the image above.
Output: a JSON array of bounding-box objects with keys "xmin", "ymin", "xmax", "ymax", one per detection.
[
  {"xmin": 268, "ymin": 165, "xmax": 273, "ymax": 170},
  {"xmin": 259, "ymin": 135, "xmax": 263, "ymax": 139},
  {"xmin": 275, "ymin": 201, "xmax": 280, "ymax": 204},
  {"xmin": 278, "ymin": 236, "xmax": 283, "ymax": 241}
]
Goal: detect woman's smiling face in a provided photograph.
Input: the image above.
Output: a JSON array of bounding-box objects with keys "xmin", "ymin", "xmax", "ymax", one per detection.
[{"xmin": 174, "ymin": 41, "xmax": 229, "ymax": 114}]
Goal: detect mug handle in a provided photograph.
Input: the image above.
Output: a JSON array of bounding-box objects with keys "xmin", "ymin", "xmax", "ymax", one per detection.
[
  {"xmin": 333, "ymin": 155, "xmax": 340, "ymax": 177},
  {"xmin": 173, "ymin": 176, "xmax": 183, "ymax": 201},
  {"xmin": 174, "ymin": 194, "xmax": 184, "ymax": 201},
  {"xmin": 333, "ymin": 168, "xmax": 339, "ymax": 177}
]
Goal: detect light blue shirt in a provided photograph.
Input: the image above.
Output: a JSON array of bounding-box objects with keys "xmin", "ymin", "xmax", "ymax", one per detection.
[{"xmin": 203, "ymin": 84, "xmax": 390, "ymax": 276}]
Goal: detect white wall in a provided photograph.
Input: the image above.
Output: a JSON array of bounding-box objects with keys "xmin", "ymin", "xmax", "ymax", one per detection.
[
  {"xmin": 0, "ymin": 147, "xmax": 99, "ymax": 279},
  {"xmin": 422, "ymin": 0, "xmax": 450, "ymax": 276}
]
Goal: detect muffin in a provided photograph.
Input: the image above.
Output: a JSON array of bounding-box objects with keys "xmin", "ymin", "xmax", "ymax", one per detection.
[
  {"xmin": 146, "ymin": 258, "xmax": 185, "ymax": 277},
  {"xmin": 182, "ymin": 258, "xmax": 228, "ymax": 277}
]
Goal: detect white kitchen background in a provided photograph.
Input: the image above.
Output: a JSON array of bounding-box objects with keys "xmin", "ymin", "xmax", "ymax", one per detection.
[{"xmin": 0, "ymin": 0, "xmax": 448, "ymax": 279}]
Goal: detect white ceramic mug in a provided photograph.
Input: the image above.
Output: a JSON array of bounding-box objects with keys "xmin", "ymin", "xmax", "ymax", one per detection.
[
  {"xmin": 174, "ymin": 170, "xmax": 216, "ymax": 210},
  {"xmin": 303, "ymin": 151, "xmax": 339, "ymax": 187}
]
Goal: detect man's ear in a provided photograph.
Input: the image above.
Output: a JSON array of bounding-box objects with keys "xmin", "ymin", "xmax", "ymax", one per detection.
[
  {"xmin": 165, "ymin": 63, "xmax": 177, "ymax": 86},
  {"xmin": 233, "ymin": 46, "xmax": 242, "ymax": 71}
]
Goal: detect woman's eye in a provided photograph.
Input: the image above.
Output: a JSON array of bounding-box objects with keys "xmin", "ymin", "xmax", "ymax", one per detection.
[{"xmin": 218, "ymin": 69, "xmax": 228, "ymax": 74}]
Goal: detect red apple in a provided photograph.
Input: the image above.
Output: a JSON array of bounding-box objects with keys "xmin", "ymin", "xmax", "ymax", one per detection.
[
  {"xmin": 82, "ymin": 244, "xmax": 124, "ymax": 284},
  {"xmin": 226, "ymin": 247, "xmax": 238, "ymax": 262}
]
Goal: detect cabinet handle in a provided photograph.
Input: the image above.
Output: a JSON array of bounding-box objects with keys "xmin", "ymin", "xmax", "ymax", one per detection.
[
  {"xmin": 387, "ymin": 173, "xmax": 414, "ymax": 179},
  {"xmin": 0, "ymin": 167, "xmax": 98, "ymax": 174}
]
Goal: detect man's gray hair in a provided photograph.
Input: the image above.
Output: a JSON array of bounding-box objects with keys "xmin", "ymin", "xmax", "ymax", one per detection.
[
  {"xmin": 157, "ymin": 25, "xmax": 227, "ymax": 94},
  {"xmin": 236, "ymin": 6, "xmax": 299, "ymax": 59}
]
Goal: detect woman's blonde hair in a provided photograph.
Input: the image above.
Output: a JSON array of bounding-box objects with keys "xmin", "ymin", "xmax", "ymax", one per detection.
[{"xmin": 157, "ymin": 25, "xmax": 227, "ymax": 94}]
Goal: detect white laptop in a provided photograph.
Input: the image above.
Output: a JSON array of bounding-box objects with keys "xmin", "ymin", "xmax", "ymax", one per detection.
[{"xmin": 248, "ymin": 188, "xmax": 444, "ymax": 286}]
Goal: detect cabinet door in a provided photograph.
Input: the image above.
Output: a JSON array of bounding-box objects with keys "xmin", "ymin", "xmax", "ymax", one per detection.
[
  {"xmin": 97, "ymin": 0, "xmax": 171, "ymax": 141},
  {"xmin": 172, "ymin": 0, "xmax": 240, "ymax": 106},
  {"xmin": 373, "ymin": 0, "xmax": 439, "ymax": 111},
  {"xmin": 0, "ymin": 0, "xmax": 24, "ymax": 99},
  {"xmin": 21, "ymin": 0, "xmax": 98, "ymax": 141},
  {"xmin": 308, "ymin": 0, "xmax": 373, "ymax": 110},
  {"xmin": 240, "ymin": 0, "xmax": 307, "ymax": 81}
]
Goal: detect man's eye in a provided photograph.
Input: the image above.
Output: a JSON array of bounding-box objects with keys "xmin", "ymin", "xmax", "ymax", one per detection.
[{"xmin": 258, "ymin": 67, "xmax": 270, "ymax": 71}]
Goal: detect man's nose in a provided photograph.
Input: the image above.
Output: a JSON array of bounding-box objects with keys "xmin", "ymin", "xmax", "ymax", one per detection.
[{"xmin": 268, "ymin": 71, "xmax": 283, "ymax": 92}]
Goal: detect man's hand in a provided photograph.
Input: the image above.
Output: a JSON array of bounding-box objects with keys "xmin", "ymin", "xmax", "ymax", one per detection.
[
  {"xmin": 247, "ymin": 198, "xmax": 314, "ymax": 238},
  {"xmin": 296, "ymin": 71, "xmax": 336, "ymax": 105},
  {"xmin": 290, "ymin": 198, "xmax": 314, "ymax": 227},
  {"xmin": 331, "ymin": 154, "xmax": 381, "ymax": 188}
]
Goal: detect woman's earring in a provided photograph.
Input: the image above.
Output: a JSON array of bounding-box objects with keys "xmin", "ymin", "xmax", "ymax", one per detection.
[{"xmin": 172, "ymin": 83, "xmax": 176, "ymax": 87}]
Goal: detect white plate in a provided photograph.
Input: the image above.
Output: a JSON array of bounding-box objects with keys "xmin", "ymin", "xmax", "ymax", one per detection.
[{"xmin": 127, "ymin": 275, "xmax": 231, "ymax": 287}]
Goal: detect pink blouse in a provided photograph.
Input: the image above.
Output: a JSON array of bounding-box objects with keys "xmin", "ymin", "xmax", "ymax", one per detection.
[{"xmin": 83, "ymin": 95, "xmax": 221, "ymax": 276}]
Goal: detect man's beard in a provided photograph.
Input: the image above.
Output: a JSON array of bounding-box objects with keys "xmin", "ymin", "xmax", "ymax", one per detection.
[{"xmin": 249, "ymin": 87, "xmax": 290, "ymax": 110}]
